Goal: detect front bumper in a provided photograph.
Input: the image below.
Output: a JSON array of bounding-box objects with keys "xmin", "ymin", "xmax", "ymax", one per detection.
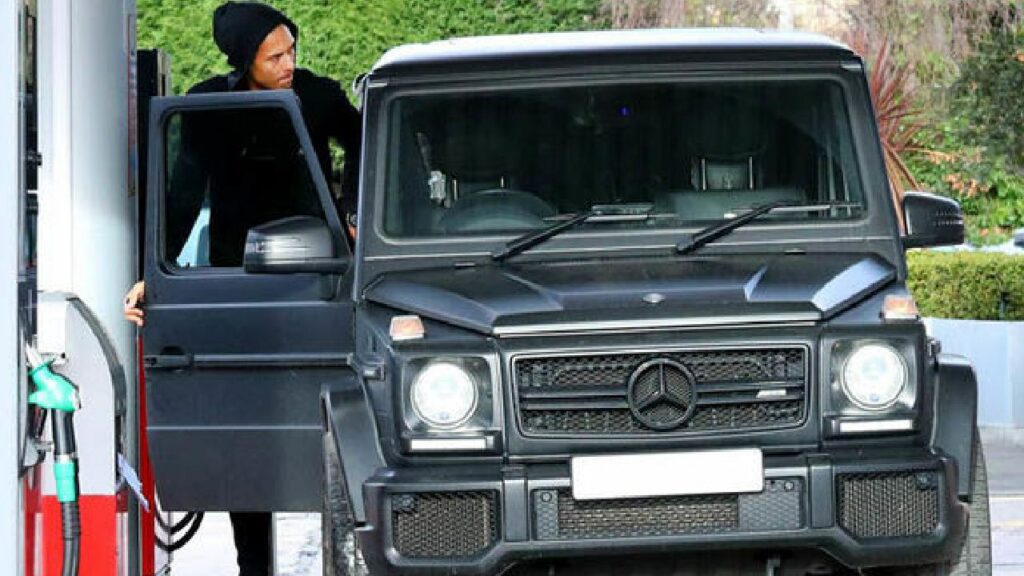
[{"xmin": 355, "ymin": 449, "xmax": 967, "ymax": 575}]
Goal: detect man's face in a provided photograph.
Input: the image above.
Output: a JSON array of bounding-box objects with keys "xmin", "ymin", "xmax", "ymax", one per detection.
[{"xmin": 247, "ymin": 24, "xmax": 296, "ymax": 90}]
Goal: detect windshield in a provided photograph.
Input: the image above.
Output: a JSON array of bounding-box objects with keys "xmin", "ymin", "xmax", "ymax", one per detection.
[{"xmin": 382, "ymin": 78, "xmax": 865, "ymax": 238}]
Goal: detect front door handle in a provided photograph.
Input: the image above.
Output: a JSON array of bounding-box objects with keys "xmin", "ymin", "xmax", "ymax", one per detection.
[{"xmin": 143, "ymin": 352, "xmax": 193, "ymax": 370}]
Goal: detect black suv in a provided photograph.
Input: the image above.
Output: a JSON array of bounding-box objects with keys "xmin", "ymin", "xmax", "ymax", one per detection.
[{"xmin": 143, "ymin": 29, "xmax": 988, "ymax": 575}]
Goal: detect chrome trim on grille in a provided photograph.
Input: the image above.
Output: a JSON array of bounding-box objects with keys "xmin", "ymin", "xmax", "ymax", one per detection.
[{"xmin": 494, "ymin": 315, "xmax": 820, "ymax": 337}]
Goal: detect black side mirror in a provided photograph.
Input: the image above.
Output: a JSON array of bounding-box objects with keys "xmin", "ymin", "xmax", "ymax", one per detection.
[
  {"xmin": 243, "ymin": 216, "xmax": 348, "ymax": 274},
  {"xmin": 901, "ymin": 191, "xmax": 965, "ymax": 249}
]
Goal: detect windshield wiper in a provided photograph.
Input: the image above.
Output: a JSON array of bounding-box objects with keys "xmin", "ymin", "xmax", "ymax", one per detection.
[
  {"xmin": 675, "ymin": 200, "xmax": 855, "ymax": 255},
  {"xmin": 492, "ymin": 203, "xmax": 654, "ymax": 263},
  {"xmin": 492, "ymin": 210, "xmax": 594, "ymax": 263}
]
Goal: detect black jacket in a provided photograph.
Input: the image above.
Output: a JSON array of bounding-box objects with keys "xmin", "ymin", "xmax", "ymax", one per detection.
[
  {"xmin": 188, "ymin": 68, "xmax": 361, "ymax": 193},
  {"xmin": 166, "ymin": 68, "xmax": 361, "ymax": 265}
]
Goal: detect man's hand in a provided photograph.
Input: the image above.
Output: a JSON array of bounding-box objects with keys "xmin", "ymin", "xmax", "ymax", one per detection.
[{"xmin": 124, "ymin": 281, "xmax": 146, "ymax": 327}]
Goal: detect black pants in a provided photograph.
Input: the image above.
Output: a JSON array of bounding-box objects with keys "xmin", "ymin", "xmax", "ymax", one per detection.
[{"xmin": 230, "ymin": 512, "xmax": 272, "ymax": 576}]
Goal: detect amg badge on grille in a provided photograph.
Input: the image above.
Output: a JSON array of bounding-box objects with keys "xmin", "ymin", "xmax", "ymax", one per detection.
[{"xmin": 627, "ymin": 359, "xmax": 697, "ymax": 430}]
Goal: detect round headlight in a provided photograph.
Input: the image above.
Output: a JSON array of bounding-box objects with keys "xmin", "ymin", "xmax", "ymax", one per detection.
[
  {"xmin": 411, "ymin": 362, "xmax": 479, "ymax": 429},
  {"xmin": 841, "ymin": 343, "xmax": 907, "ymax": 410}
]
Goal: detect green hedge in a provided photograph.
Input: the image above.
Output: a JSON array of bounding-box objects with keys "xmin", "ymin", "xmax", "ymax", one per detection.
[
  {"xmin": 137, "ymin": 0, "xmax": 605, "ymax": 96},
  {"xmin": 907, "ymin": 250, "xmax": 1024, "ymax": 320}
]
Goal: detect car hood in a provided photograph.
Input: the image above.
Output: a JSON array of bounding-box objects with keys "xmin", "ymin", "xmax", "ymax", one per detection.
[{"xmin": 364, "ymin": 253, "xmax": 897, "ymax": 336}]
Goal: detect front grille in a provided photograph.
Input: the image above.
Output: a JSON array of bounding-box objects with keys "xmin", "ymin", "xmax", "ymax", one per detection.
[
  {"xmin": 533, "ymin": 479, "xmax": 805, "ymax": 541},
  {"xmin": 540, "ymin": 490, "xmax": 739, "ymax": 540},
  {"xmin": 515, "ymin": 347, "xmax": 806, "ymax": 436},
  {"xmin": 391, "ymin": 491, "xmax": 498, "ymax": 558},
  {"xmin": 837, "ymin": 472, "xmax": 939, "ymax": 539}
]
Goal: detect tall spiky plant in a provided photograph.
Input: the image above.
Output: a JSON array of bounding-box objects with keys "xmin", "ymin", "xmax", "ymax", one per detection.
[{"xmin": 844, "ymin": 32, "xmax": 926, "ymax": 222}]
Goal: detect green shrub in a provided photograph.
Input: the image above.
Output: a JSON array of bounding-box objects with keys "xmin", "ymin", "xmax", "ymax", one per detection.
[
  {"xmin": 137, "ymin": 0, "xmax": 604, "ymax": 96},
  {"xmin": 906, "ymin": 118, "xmax": 1024, "ymax": 245},
  {"xmin": 907, "ymin": 250, "xmax": 1024, "ymax": 320}
]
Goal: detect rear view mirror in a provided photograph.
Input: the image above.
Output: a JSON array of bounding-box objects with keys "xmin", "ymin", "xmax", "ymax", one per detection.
[
  {"xmin": 901, "ymin": 191, "xmax": 964, "ymax": 249},
  {"xmin": 243, "ymin": 216, "xmax": 348, "ymax": 274}
]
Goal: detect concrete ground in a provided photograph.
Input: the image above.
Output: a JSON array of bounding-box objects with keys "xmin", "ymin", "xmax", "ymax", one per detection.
[
  {"xmin": 171, "ymin": 429, "xmax": 1024, "ymax": 575},
  {"xmin": 985, "ymin": 428, "xmax": 1024, "ymax": 575}
]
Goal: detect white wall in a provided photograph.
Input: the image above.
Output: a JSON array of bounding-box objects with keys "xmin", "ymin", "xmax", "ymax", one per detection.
[{"xmin": 926, "ymin": 318, "xmax": 1024, "ymax": 428}]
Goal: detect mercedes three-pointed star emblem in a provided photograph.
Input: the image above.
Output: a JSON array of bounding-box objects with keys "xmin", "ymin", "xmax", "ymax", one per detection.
[{"xmin": 627, "ymin": 358, "xmax": 697, "ymax": 430}]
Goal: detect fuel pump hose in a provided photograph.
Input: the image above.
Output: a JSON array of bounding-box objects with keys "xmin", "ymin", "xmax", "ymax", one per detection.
[{"xmin": 26, "ymin": 344, "xmax": 82, "ymax": 576}]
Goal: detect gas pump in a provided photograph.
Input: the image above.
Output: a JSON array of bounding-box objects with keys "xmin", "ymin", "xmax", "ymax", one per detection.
[
  {"xmin": 9, "ymin": 1, "xmax": 177, "ymax": 575},
  {"xmin": 9, "ymin": 1, "xmax": 294, "ymax": 573}
]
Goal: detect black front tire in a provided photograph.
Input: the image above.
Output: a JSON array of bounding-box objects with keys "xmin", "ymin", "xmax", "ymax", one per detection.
[
  {"xmin": 322, "ymin": 432, "xmax": 369, "ymax": 576},
  {"xmin": 947, "ymin": 433, "xmax": 992, "ymax": 576}
]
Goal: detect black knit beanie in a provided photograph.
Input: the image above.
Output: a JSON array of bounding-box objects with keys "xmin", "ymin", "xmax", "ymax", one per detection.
[{"xmin": 213, "ymin": 2, "xmax": 299, "ymax": 73}]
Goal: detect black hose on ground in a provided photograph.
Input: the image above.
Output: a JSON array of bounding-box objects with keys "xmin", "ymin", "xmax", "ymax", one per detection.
[
  {"xmin": 155, "ymin": 511, "xmax": 205, "ymax": 553},
  {"xmin": 156, "ymin": 510, "xmax": 200, "ymax": 534}
]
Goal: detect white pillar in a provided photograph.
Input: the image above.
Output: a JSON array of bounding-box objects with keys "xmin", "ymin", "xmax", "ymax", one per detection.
[
  {"xmin": 1, "ymin": 0, "xmax": 25, "ymax": 573},
  {"xmin": 36, "ymin": 0, "xmax": 135, "ymax": 397}
]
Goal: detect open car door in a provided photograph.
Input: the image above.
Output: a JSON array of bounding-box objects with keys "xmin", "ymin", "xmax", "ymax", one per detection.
[{"xmin": 143, "ymin": 90, "xmax": 355, "ymax": 511}]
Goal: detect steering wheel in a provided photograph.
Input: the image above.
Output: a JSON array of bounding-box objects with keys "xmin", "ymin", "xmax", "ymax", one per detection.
[{"xmin": 439, "ymin": 188, "xmax": 557, "ymax": 233}]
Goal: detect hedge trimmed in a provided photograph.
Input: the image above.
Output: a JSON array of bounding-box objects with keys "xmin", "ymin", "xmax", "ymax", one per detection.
[{"xmin": 907, "ymin": 250, "xmax": 1024, "ymax": 320}]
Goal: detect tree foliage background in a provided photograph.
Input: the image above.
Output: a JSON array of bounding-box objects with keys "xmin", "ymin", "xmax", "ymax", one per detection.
[
  {"xmin": 139, "ymin": 0, "xmax": 1024, "ymax": 243},
  {"xmin": 600, "ymin": 0, "xmax": 777, "ymax": 29},
  {"xmin": 137, "ymin": 0, "xmax": 604, "ymax": 96}
]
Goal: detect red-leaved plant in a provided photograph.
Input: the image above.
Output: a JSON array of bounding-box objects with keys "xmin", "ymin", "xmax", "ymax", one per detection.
[{"xmin": 843, "ymin": 32, "xmax": 926, "ymax": 224}]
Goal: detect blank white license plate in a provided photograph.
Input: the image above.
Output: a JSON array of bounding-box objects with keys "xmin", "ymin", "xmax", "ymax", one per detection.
[{"xmin": 571, "ymin": 448, "xmax": 763, "ymax": 501}]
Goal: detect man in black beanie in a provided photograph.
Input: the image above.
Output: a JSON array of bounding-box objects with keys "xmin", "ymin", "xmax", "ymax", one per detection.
[
  {"xmin": 197, "ymin": 0, "xmax": 361, "ymax": 199},
  {"xmin": 123, "ymin": 3, "xmax": 361, "ymax": 575}
]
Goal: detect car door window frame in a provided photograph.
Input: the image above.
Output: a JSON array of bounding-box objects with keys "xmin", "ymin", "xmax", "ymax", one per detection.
[{"xmin": 149, "ymin": 90, "xmax": 350, "ymax": 276}]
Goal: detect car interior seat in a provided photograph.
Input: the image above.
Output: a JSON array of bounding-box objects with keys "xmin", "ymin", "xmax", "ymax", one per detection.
[{"xmin": 655, "ymin": 94, "xmax": 803, "ymax": 220}]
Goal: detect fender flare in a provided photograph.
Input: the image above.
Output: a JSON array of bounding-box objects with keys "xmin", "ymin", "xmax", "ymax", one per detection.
[
  {"xmin": 321, "ymin": 374, "xmax": 385, "ymax": 523},
  {"xmin": 931, "ymin": 353, "xmax": 979, "ymax": 500}
]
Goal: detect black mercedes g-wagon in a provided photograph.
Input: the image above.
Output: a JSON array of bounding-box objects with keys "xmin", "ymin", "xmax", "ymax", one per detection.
[{"xmin": 142, "ymin": 29, "xmax": 988, "ymax": 575}]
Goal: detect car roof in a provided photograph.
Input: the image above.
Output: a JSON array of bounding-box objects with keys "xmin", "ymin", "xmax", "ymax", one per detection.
[{"xmin": 371, "ymin": 28, "xmax": 856, "ymax": 76}]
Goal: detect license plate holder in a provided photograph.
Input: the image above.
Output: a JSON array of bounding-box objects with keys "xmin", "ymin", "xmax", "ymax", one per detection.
[{"xmin": 570, "ymin": 448, "xmax": 764, "ymax": 500}]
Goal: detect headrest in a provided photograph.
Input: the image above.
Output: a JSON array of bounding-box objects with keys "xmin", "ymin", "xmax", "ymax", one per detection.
[
  {"xmin": 692, "ymin": 157, "xmax": 755, "ymax": 191},
  {"xmin": 688, "ymin": 97, "xmax": 765, "ymax": 158}
]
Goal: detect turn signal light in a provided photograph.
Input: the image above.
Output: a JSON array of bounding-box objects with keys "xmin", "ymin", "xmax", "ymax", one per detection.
[
  {"xmin": 882, "ymin": 295, "xmax": 919, "ymax": 321},
  {"xmin": 390, "ymin": 315, "xmax": 425, "ymax": 341}
]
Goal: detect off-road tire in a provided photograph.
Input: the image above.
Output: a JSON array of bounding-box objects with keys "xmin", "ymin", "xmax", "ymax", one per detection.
[
  {"xmin": 322, "ymin": 432, "xmax": 369, "ymax": 576},
  {"xmin": 885, "ymin": 433, "xmax": 991, "ymax": 576}
]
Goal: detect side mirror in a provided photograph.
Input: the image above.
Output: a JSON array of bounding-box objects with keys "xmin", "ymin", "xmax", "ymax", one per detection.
[
  {"xmin": 243, "ymin": 216, "xmax": 348, "ymax": 274},
  {"xmin": 901, "ymin": 191, "xmax": 964, "ymax": 249}
]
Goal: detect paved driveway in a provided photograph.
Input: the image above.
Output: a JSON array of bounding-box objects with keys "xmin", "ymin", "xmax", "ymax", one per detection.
[{"xmin": 987, "ymin": 437, "xmax": 1024, "ymax": 574}]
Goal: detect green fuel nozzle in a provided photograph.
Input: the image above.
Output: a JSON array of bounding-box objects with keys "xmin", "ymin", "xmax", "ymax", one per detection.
[
  {"xmin": 26, "ymin": 344, "xmax": 81, "ymax": 503},
  {"xmin": 25, "ymin": 341, "xmax": 82, "ymax": 576},
  {"xmin": 27, "ymin": 359, "xmax": 81, "ymax": 414}
]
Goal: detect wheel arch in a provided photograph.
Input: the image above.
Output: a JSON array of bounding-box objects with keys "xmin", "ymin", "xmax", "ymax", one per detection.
[
  {"xmin": 931, "ymin": 353, "xmax": 979, "ymax": 500},
  {"xmin": 321, "ymin": 376, "xmax": 386, "ymax": 523}
]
